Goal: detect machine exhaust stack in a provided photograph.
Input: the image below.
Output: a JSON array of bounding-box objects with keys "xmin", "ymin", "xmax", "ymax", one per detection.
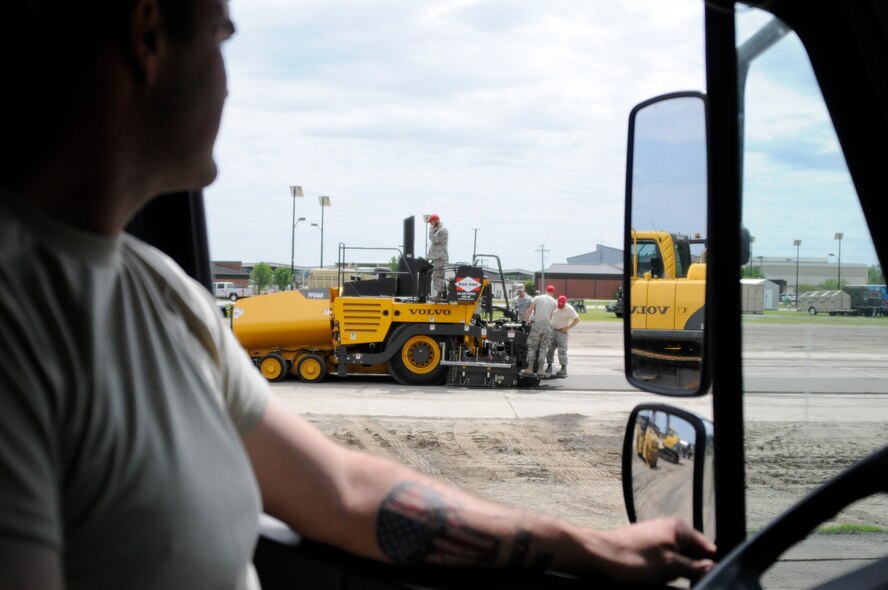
[{"xmin": 403, "ymin": 216, "xmax": 415, "ymax": 259}]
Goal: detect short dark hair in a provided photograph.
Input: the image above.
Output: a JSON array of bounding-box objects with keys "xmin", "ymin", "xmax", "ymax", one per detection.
[
  {"xmin": 0, "ymin": 1, "xmax": 194, "ymax": 164},
  {"xmin": 0, "ymin": 1, "xmax": 193, "ymax": 68}
]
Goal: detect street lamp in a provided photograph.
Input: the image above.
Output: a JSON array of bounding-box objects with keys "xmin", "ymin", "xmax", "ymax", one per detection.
[
  {"xmin": 472, "ymin": 228, "xmax": 480, "ymax": 262},
  {"xmin": 748, "ymin": 235, "xmax": 755, "ymax": 269},
  {"xmin": 535, "ymin": 244, "xmax": 549, "ymax": 290},
  {"xmin": 834, "ymin": 232, "xmax": 844, "ymax": 288},
  {"xmin": 828, "ymin": 252, "xmax": 837, "ymax": 286},
  {"xmin": 289, "ymin": 186, "xmax": 304, "ymax": 281},
  {"xmin": 318, "ymin": 196, "xmax": 332, "ymax": 267},
  {"xmin": 793, "ymin": 239, "xmax": 801, "ymax": 306},
  {"xmin": 309, "ymin": 222, "xmax": 322, "ymax": 268}
]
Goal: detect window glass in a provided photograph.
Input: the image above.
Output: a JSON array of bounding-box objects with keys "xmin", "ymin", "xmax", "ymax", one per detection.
[
  {"xmin": 204, "ymin": 1, "xmax": 708, "ymax": 531},
  {"xmin": 635, "ymin": 241, "xmax": 661, "ymax": 277},
  {"xmin": 737, "ymin": 4, "xmax": 888, "ymax": 573}
]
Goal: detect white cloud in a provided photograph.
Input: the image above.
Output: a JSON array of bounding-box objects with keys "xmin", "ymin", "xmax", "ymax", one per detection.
[{"xmin": 206, "ymin": 1, "xmax": 703, "ymax": 270}]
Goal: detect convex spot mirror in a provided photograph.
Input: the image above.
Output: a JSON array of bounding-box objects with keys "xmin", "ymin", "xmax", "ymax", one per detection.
[
  {"xmin": 622, "ymin": 404, "xmax": 715, "ymax": 542},
  {"xmin": 623, "ymin": 92, "xmax": 710, "ymax": 395}
]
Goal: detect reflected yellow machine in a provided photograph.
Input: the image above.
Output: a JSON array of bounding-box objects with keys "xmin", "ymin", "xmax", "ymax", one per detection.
[
  {"xmin": 660, "ymin": 427, "xmax": 682, "ymax": 465},
  {"xmin": 636, "ymin": 415, "xmax": 660, "ymax": 469},
  {"xmin": 635, "ymin": 412, "xmax": 684, "ymax": 468}
]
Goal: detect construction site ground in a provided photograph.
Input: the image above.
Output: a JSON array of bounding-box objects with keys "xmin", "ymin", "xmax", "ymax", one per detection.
[{"xmin": 270, "ymin": 320, "xmax": 888, "ymax": 587}]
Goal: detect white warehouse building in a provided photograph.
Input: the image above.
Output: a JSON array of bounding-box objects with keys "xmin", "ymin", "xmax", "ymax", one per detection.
[{"xmin": 747, "ymin": 256, "xmax": 868, "ymax": 290}]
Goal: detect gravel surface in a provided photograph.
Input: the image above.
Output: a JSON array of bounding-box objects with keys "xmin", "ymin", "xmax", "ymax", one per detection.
[
  {"xmin": 289, "ymin": 321, "xmax": 888, "ymax": 532},
  {"xmin": 303, "ymin": 412, "xmax": 887, "ymax": 532}
]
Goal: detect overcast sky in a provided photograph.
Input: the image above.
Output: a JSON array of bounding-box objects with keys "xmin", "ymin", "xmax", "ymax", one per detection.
[{"xmin": 204, "ymin": 1, "xmax": 879, "ymax": 273}]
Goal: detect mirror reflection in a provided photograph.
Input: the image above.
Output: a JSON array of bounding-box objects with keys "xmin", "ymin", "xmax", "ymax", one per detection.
[
  {"xmin": 629, "ymin": 408, "xmax": 701, "ymax": 534},
  {"xmin": 626, "ymin": 93, "xmax": 708, "ymax": 394}
]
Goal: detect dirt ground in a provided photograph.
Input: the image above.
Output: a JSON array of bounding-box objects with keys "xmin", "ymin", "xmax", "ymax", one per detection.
[
  {"xmin": 304, "ymin": 413, "xmax": 888, "ymax": 532},
  {"xmin": 294, "ymin": 321, "xmax": 888, "ymax": 533}
]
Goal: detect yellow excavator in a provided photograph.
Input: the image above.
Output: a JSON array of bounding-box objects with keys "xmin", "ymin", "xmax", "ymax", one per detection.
[{"xmin": 629, "ymin": 230, "xmax": 706, "ymax": 369}]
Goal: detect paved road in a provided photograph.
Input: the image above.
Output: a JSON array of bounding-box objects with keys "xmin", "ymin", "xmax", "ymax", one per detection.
[{"xmin": 272, "ymin": 321, "xmax": 888, "ymax": 421}]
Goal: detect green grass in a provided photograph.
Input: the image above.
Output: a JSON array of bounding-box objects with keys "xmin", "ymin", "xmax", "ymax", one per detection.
[
  {"xmin": 742, "ymin": 308, "xmax": 888, "ymax": 326},
  {"xmin": 499, "ymin": 299, "xmax": 888, "ymax": 325},
  {"xmin": 747, "ymin": 523, "xmax": 887, "ymax": 535},
  {"xmin": 577, "ymin": 301, "xmax": 622, "ymax": 322},
  {"xmin": 493, "ymin": 299, "xmax": 622, "ymax": 322},
  {"xmin": 816, "ymin": 524, "xmax": 887, "ymax": 535}
]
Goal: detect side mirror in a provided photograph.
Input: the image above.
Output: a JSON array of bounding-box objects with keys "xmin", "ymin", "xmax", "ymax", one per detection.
[
  {"xmin": 623, "ymin": 92, "xmax": 710, "ymax": 395},
  {"xmin": 622, "ymin": 404, "xmax": 715, "ymax": 541}
]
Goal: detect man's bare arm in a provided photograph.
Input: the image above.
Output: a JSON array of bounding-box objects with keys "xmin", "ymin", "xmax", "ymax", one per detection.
[
  {"xmin": 243, "ymin": 397, "xmax": 715, "ymax": 584},
  {"xmin": 524, "ymin": 301, "xmax": 535, "ymax": 322}
]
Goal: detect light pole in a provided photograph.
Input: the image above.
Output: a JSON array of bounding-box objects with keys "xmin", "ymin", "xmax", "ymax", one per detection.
[
  {"xmin": 834, "ymin": 232, "xmax": 844, "ymax": 288},
  {"xmin": 310, "ymin": 223, "xmax": 322, "ymax": 267},
  {"xmin": 828, "ymin": 253, "xmax": 837, "ymax": 287},
  {"xmin": 318, "ymin": 196, "xmax": 332, "ymax": 267},
  {"xmin": 793, "ymin": 239, "xmax": 801, "ymax": 306},
  {"xmin": 472, "ymin": 228, "xmax": 479, "ymax": 262},
  {"xmin": 289, "ymin": 186, "xmax": 304, "ymax": 282},
  {"xmin": 292, "ymin": 217, "xmax": 306, "ymax": 287},
  {"xmin": 535, "ymin": 244, "xmax": 549, "ymax": 291},
  {"xmin": 748, "ymin": 235, "xmax": 755, "ymax": 269}
]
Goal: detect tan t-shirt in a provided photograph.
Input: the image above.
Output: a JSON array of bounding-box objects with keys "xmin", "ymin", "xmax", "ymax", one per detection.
[
  {"xmin": 529, "ymin": 294, "xmax": 557, "ymax": 327},
  {"xmin": 551, "ymin": 304, "xmax": 579, "ymax": 330},
  {"xmin": 0, "ymin": 194, "xmax": 268, "ymax": 589}
]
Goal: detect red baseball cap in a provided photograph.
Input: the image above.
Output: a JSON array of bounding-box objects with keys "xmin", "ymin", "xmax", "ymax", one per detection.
[
  {"xmin": 557, "ymin": 295, "xmax": 567, "ymax": 308},
  {"xmin": 427, "ymin": 214, "xmax": 440, "ymax": 223},
  {"xmin": 545, "ymin": 285, "xmax": 555, "ymax": 293}
]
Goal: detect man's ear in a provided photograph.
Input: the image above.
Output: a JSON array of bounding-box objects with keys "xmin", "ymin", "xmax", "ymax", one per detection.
[{"xmin": 129, "ymin": 0, "xmax": 165, "ymax": 81}]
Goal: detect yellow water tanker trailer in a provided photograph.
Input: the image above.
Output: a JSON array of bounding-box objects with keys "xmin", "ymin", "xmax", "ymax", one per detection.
[{"xmin": 231, "ymin": 288, "xmax": 338, "ymax": 382}]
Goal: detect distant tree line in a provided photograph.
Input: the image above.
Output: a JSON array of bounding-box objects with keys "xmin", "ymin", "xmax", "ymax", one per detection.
[
  {"xmin": 249, "ymin": 262, "xmax": 293, "ymax": 294},
  {"xmin": 741, "ymin": 264, "xmax": 884, "ymax": 290}
]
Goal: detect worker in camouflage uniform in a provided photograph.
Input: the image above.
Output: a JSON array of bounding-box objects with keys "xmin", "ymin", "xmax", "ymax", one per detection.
[
  {"xmin": 511, "ymin": 283, "xmax": 532, "ymax": 321},
  {"xmin": 546, "ymin": 295, "xmax": 580, "ymax": 376},
  {"xmin": 427, "ymin": 214, "xmax": 449, "ymax": 297},
  {"xmin": 520, "ymin": 285, "xmax": 557, "ymax": 378}
]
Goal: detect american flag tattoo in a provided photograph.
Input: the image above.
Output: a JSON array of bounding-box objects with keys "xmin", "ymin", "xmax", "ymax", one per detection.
[{"xmin": 377, "ymin": 482, "xmax": 501, "ymax": 566}]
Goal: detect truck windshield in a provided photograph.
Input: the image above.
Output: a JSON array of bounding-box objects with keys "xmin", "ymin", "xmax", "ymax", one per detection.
[{"xmin": 737, "ymin": 4, "xmax": 887, "ymax": 566}]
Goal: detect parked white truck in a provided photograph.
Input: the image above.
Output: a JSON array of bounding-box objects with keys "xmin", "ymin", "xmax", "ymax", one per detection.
[{"xmin": 213, "ymin": 281, "xmax": 251, "ymax": 301}]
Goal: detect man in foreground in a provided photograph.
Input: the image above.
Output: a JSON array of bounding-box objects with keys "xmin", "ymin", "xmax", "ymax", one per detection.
[{"xmin": 0, "ymin": 1, "xmax": 716, "ymax": 588}]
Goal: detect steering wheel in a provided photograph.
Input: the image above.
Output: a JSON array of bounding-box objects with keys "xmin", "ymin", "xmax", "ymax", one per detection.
[{"xmin": 695, "ymin": 445, "xmax": 888, "ymax": 589}]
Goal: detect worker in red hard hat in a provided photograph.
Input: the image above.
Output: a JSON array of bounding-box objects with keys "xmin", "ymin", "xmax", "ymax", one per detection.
[
  {"xmin": 546, "ymin": 295, "xmax": 580, "ymax": 376},
  {"xmin": 520, "ymin": 284, "xmax": 558, "ymax": 378},
  {"xmin": 426, "ymin": 214, "xmax": 448, "ymax": 297}
]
